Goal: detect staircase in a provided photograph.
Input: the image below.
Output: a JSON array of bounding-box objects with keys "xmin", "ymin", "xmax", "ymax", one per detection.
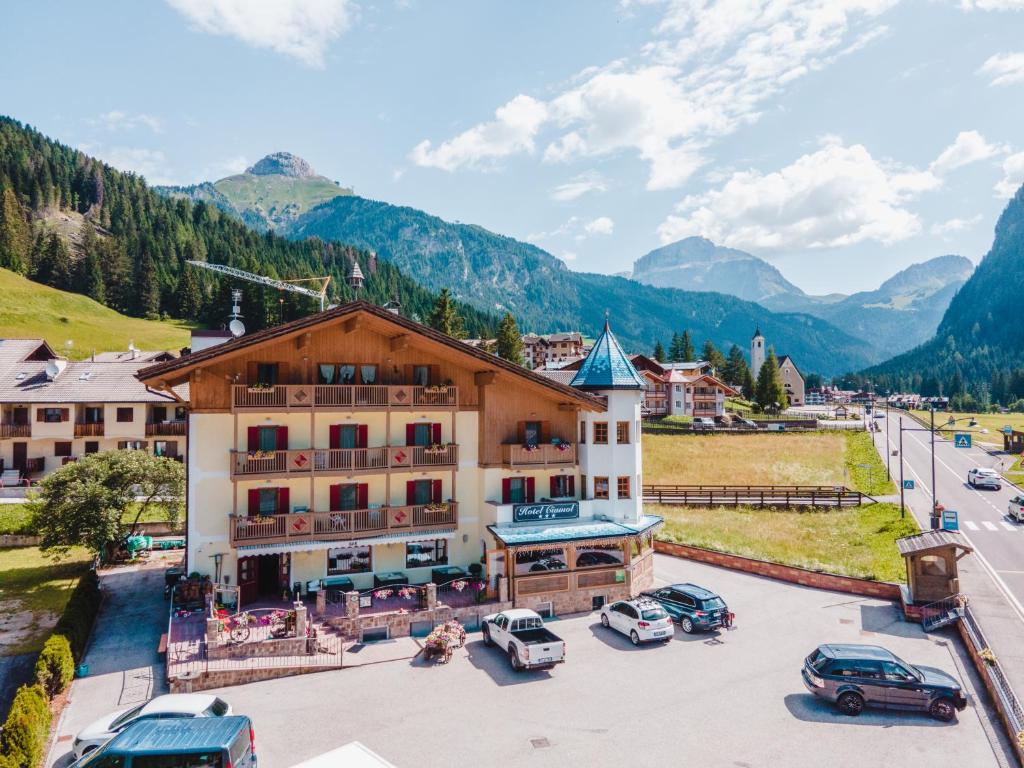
[{"xmin": 920, "ymin": 594, "xmax": 966, "ymax": 632}]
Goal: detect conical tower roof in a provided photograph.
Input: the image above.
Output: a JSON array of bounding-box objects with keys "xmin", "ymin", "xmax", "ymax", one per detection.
[{"xmin": 571, "ymin": 319, "xmax": 645, "ymax": 391}]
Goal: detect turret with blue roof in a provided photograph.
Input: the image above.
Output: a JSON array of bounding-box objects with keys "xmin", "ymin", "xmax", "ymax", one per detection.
[{"xmin": 570, "ymin": 319, "xmax": 645, "ymax": 392}]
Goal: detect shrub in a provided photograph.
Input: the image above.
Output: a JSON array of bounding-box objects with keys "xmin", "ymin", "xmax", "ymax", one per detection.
[
  {"xmin": 0, "ymin": 684, "xmax": 50, "ymax": 768},
  {"xmin": 53, "ymin": 569, "xmax": 101, "ymax": 662},
  {"xmin": 34, "ymin": 634, "xmax": 74, "ymax": 697}
]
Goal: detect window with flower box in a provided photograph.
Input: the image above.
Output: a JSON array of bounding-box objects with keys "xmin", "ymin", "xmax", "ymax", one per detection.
[
  {"xmin": 328, "ymin": 544, "xmax": 371, "ymax": 575},
  {"xmin": 406, "ymin": 539, "xmax": 447, "ymax": 568}
]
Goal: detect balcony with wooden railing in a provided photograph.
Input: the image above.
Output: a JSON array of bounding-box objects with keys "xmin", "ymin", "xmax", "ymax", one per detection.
[
  {"xmin": 74, "ymin": 422, "xmax": 105, "ymax": 437},
  {"xmin": 228, "ymin": 502, "xmax": 459, "ymax": 546},
  {"xmin": 24, "ymin": 457, "xmax": 45, "ymax": 474},
  {"xmin": 231, "ymin": 384, "xmax": 459, "ymax": 411},
  {"xmin": 501, "ymin": 442, "xmax": 577, "ymax": 467},
  {"xmin": 0, "ymin": 424, "xmax": 31, "ymax": 439},
  {"xmin": 229, "ymin": 444, "xmax": 459, "ymax": 479},
  {"xmin": 146, "ymin": 420, "xmax": 187, "ymax": 436}
]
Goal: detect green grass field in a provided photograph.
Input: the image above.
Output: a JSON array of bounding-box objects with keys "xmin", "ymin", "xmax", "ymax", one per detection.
[
  {"xmin": 909, "ymin": 409, "xmax": 1021, "ymax": 446},
  {"xmin": 0, "ymin": 268, "xmax": 193, "ymax": 358},
  {"xmin": 0, "ymin": 503, "xmax": 181, "ymax": 535},
  {"xmin": 653, "ymin": 502, "xmax": 918, "ymax": 582},
  {"xmin": 0, "ymin": 546, "xmax": 92, "ymax": 655},
  {"xmin": 642, "ymin": 430, "xmax": 894, "ymax": 495}
]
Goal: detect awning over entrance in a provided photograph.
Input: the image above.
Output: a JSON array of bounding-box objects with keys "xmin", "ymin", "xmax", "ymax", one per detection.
[
  {"xmin": 236, "ymin": 528, "xmax": 457, "ymax": 556},
  {"xmin": 487, "ymin": 515, "xmax": 662, "ymax": 548}
]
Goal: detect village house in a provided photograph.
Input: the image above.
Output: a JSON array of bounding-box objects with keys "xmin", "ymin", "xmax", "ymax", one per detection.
[
  {"xmin": 778, "ymin": 355, "xmax": 805, "ymax": 407},
  {"xmin": 0, "ymin": 339, "xmax": 185, "ymax": 486},
  {"xmin": 137, "ymin": 302, "xmax": 660, "ymax": 617}
]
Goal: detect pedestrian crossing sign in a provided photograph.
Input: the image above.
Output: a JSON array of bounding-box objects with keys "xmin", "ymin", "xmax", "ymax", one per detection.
[
  {"xmin": 954, "ymin": 433, "xmax": 972, "ymax": 449},
  {"xmin": 903, "ymin": 479, "xmax": 915, "ymax": 490}
]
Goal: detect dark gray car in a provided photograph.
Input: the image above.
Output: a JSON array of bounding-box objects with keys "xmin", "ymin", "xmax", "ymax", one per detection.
[{"xmin": 802, "ymin": 643, "xmax": 967, "ymax": 721}]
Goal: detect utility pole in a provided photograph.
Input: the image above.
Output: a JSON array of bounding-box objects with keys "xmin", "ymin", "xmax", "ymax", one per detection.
[
  {"xmin": 930, "ymin": 406, "xmax": 938, "ymax": 529},
  {"xmin": 885, "ymin": 400, "xmax": 891, "ymax": 481},
  {"xmin": 899, "ymin": 417, "xmax": 905, "ymax": 519}
]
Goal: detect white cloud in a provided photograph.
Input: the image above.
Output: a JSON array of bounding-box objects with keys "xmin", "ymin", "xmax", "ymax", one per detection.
[
  {"xmin": 88, "ymin": 110, "xmax": 163, "ymax": 133},
  {"xmin": 411, "ymin": 0, "xmax": 895, "ymax": 189},
  {"xmin": 930, "ymin": 130, "xmax": 1003, "ymax": 174},
  {"xmin": 978, "ymin": 52, "xmax": 1024, "ymax": 86},
  {"xmin": 550, "ymin": 172, "xmax": 608, "ymax": 201},
  {"xmin": 559, "ymin": 251, "xmax": 578, "ymax": 262},
  {"xmin": 584, "ymin": 216, "xmax": 615, "ymax": 236},
  {"xmin": 658, "ymin": 140, "xmax": 939, "ymax": 250},
  {"xmin": 930, "ymin": 215, "xmax": 983, "ymax": 236},
  {"xmin": 995, "ymin": 151, "xmax": 1024, "ymax": 197},
  {"xmin": 166, "ymin": 0, "xmax": 353, "ymax": 68},
  {"xmin": 410, "ymin": 95, "xmax": 548, "ymax": 171},
  {"xmin": 959, "ymin": 0, "xmax": 1024, "ymax": 10},
  {"xmin": 81, "ymin": 144, "xmax": 177, "ymax": 185}
]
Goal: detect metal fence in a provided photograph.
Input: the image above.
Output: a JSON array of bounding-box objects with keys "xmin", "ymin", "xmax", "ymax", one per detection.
[{"xmin": 961, "ymin": 606, "xmax": 1024, "ymax": 736}]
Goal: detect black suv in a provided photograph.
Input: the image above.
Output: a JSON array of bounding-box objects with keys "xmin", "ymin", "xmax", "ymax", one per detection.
[
  {"xmin": 642, "ymin": 583, "xmax": 730, "ymax": 633},
  {"xmin": 802, "ymin": 643, "xmax": 967, "ymax": 721}
]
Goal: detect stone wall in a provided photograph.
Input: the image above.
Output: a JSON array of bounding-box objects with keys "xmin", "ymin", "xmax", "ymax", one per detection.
[
  {"xmin": 326, "ymin": 600, "xmax": 514, "ymax": 639},
  {"xmin": 516, "ymin": 583, "xmax": 632, "ymax": 615},
  {"xmin": 208, "ymin": 636, "xmax": 309, "ymax": 660},
  {"xmin": 654, "ymin": 541, "xmax": 902, "ymax": 600},
  {"xmin": 0, "ymin": 534, "xmax": 40, "ymax": 547}
]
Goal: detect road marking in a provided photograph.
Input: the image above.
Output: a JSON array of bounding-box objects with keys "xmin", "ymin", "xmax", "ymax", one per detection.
[
  {"xmin": 982, "ymin": 521, "xmax": 999, "ymax": 531},
  {"xmin": 1001, "ymin": 521, "xmax": 1017, "ymax": 532},
  {"xmin": 964, "ymin": 520, "xmax": 980, "ymax": 531}
]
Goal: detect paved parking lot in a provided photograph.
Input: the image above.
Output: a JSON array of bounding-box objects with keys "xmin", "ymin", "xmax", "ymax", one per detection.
[{"xmin": 51, "ymin": 554, "xmax": 1015, "ymax": 767}]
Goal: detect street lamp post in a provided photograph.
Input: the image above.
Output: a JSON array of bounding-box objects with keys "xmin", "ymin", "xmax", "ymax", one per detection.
[
  {"xmin": 885, "ymin": 399, "xmax": 891, "ymax": 481},
  {"xmin": 930, "ymin": 407, "xmax": 937, "ymax": 521},
  {"xmin": 899, "ymin": 416, "xmax": 905, "ymax": 518}
]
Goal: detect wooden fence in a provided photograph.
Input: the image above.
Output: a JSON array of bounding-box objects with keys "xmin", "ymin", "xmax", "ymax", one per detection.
[{"xmin": 642, "ymin": 484, "xmax": 864, "ymax": 508}]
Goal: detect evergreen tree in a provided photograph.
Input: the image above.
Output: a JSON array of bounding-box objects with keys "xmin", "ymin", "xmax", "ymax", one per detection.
[
  {"xmin": 495, "ymin": 312, "xmax": 524, "ymax": 366},
  {"xmin": 681, "ymin": 330, "xmax": 695, "ymax": 362},
  {"xmin": 136, "ymin": 253, "xmax": 161, "ymax": 319},
  {"xmin": 741, "ymin": 366, "xmax": 756, "ymax": 402},
  {"xmin": 653, "ymin": 340, "xmax": 666, "ymax": 363},
  {"xmin": 723, "ymin": 344, "xmax": 748, "ymax": 386},
  {"xmin": 174, "ymin": 264, "xmax": 203, "ymax": 319},
  {"xmin": 427, "ymin": 288, "xmax": 467, "ymax": 338},
  {"xmin": 0, "ymin": 186, "xmax": 30, "ymax": 273},
  {"xmin": 668, "ymin": 332, "xmax": 683, "ymax": 362},
  {"xmin": 33, "ymin": 232, "xmax": 73, "ymax": 290},
  {"xmin": 755, "ymin": 348, "xmax": 786, "ymax": 412},
  {"xmin": 701, "ymin": 339, "xmax": 726, "ymax": 373}
]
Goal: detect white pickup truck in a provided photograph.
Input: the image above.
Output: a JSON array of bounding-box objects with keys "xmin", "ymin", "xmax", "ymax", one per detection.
[{"xmin": 481, "ymin": 609, "xmax": 566, "ymax": 671}]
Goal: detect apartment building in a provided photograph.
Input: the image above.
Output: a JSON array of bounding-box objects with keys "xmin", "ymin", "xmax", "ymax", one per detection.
[
  {"xmin": 0, "ymin": 339, "xmax": 186, "ymax": 484},
  {"xmin": 137, "ymin": 302, "xmax": 660, "ymax": 613},
  {"xmin": 664, "ymin": 369, "xmax": 737, "ymax": 418}
]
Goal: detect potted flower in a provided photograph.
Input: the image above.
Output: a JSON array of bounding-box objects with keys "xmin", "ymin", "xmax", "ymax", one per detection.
[{"xmin": 246, "ymin": 382, "xmax": 273, "ymax": 393}]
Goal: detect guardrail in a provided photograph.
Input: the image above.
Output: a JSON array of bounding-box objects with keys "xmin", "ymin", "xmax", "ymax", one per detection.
[
  {"xmin": 961, "ymin": 606, "xmax": 1024, "ymax": 739},
  {"xmin": 642, "ymin": 484, "xmax": 863, "ymax": 508}
]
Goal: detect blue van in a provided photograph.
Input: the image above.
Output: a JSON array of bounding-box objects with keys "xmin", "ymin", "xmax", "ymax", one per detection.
[{"xmin": 71, "ymin": 715, "xmax": 256, "ymax": 768}]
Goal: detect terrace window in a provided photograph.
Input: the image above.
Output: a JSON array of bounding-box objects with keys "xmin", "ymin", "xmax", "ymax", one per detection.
[
  {"xmin": 247, "ymin": 425, "xmax": 286, "ymax": 452},
  {"xmin": 116, "ymin": 407, "xmax": 134, "ymax": 423},
  {"xmin": 83, "ymin": 407, "xmax": 103, "ymax": 424},
  {"xmin": 502, "ymin": 476, "xmax": 534, "ymax": 504},
  {"xmin": 154, "ymin": 441, "xmax": 178, "ymax": 458},
  {"xmin": 549, "ymin": 475, "xmax": 575, "ymax": 498},
  {"xmin": 329, "ymin": 483, "xmax": 367, "ymax": 511},
  {"xmin": 329, "ymin": 424, "xmax": 366, "ymax": 450},
  {"xmin": 54, "ymin": 441, "xmax": 72, "ymax": 457},
  {"xmin": 412, "ymin": 365, "xmax": 430, "ymax": 387},
  {"xmin": 575, "ymin": 543, "xmax": 624, "ymax": 569},
  {"xmin": 328, "ymin": 544, "xmax": 371, "ymax": 575},
  {"xmin": 256, "ymin": 363, "xmax": 279, "ymax": 386},
  {"xmin": 248, "ymin": 487, "xmax": 288, "ymax": 517},
  {"xmin": 39, "ymin": 408, "xmax": 67, "ymax": 423},
  {"xmin": 407, "ymin": 479, "xmax": 442, "ymax": 505},
  {"xmin": 406, "ymin": 539, "xmax": 448, "ymax": 568},
  {"xmin": 406, "ymin": 422, "xmax": 440, "ymax": 447},
  {"xmin": 151, "ymin": 406, "xmax": 167, "ymax": 423},
  {"xmin": 515, "ymin": 547, "xmax": 566, "ymax": 575},
  {"xmin": 522, "ymin": 421, "xmax": 542, "ymax": 447}
]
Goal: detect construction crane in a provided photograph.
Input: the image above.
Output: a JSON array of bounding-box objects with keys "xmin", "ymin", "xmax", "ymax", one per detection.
[{"xmin": 187, "ymin": 261, "xmax": 334, "ymax": 311}]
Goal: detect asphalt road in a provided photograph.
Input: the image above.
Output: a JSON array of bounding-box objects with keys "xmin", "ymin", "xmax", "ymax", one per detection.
[{"xmin": 872, "ymin": 409, "xmax": 1024, "ymax": 618}]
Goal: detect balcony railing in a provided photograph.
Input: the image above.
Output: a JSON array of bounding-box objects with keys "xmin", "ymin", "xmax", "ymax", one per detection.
[
  {"xmin": 231, "ymin": 384, "xmax": 459, "ymax": 411},
  {"xmin": 229, "ymin": 444, "xmax": 459, "ymax": 478},
  {"xmin": 146, "ymin": 421, "xmax": 187, "ymax": 436},
  {"xmin": 25, "ymin": 457, "xmax": 45, "ymax": 474},
  {"xmin": 0, "ymin": 424, "xmax": 30, "ymax": 438},
  {"xmin": 74, "ymin": 422, "xmax": 105, "ymax": 437},
  {"xmin": 228, "ymin": 502, "xmax": 459, "ymax": 545},
  {"xmin": 501, "ymin": 442, "xmax": 577, "ymax": 467}
]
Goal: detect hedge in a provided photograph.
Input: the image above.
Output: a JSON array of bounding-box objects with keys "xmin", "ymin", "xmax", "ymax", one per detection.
[
  {"xmin": 0, "ymin": 685, "xmax": 50, "ymax": 768},
  {"xmin": 52, "ymin": 569, "xmax": 101, "ymax": 662},
  {"xmin": 34, "ymin": 635, "xmax": 73, "ymax": 698}
]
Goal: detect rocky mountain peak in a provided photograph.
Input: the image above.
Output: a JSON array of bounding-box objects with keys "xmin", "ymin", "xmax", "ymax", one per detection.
[{"xmin": 246, "ymin": 152, "xmax": 317, "ymax": 178}]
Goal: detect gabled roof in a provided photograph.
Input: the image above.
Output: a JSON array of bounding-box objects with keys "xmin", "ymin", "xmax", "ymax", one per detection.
[
  {"xmin": 137, "ymin": 300, "xmax": 604, "ymax": 410},
  {"xmin": 0, "ymin": 339, "xmax": 56, "ymax": 368},
  {"xmin": 570, "ymin": 320, "xmax": 645, "ymax": 391},
  {"xmin": 629, "ymin": 354, "xmax": 666, "ymax": 376},
  {"xmin": 0, "ymin": 359, "xmax": 179, "ymax": 404},
  {"xmin": 777, "ymin": 355, "xmax": 803, "ymax": 379},
  {"xmin": 896, "ymin": 530, "xmax": 973, "ymax": 557}
]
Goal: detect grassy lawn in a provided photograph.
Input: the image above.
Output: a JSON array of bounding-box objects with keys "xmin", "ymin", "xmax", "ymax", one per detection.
[
  {"xmin": 910, "ymin": 409, "xmax": 1019, "ymax": 446},
  {"xmin": 0, "ymin": 546, "xmax": 92, "ymax": 655},
  {"xmin": 653, "ymin": 502, "xmax": 918, "ymax": 582},
  {"xmin": 642, "ymin": 430, "xmax": 895, "ymax": 495},
  {"xmin": 0, "ymin": 503, "xmax": 180, "ymax": 534}
]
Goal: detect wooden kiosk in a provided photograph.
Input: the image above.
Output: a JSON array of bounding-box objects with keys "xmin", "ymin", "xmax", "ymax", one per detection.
[{"xmin": 896, "ymin": 530, "xmax": 973, "ymax": 605}]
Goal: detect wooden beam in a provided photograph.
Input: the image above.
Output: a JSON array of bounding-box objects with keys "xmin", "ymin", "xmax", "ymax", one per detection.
[
  {"xmin": 341, "ymin": 318, "xmax": 362, "ymax": 335},
  {"xmin": 558, "ymin": 402, "xmax": 578, "ymax": 411},
  {"xmin": 390, "ymin": 334, "xmax": 409, "ymax": 351},
  {"xmin": 475, "ymin": 371, "xmax": 497, "ymax": 386},
  {"xmin": 297, "ymin": 331, "xmax": 312, "ymax": 348}
]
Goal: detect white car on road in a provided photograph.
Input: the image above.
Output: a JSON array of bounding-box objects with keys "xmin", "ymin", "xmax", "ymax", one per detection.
[
  {"xmin": 74, "ymin": 694, "xmax": 232, "ymax": 758},
  {"xmin": 967, "ymin": 467, "xmax": 1002, "ymax": 490},
  {"xmin": 600, "ymin": 598, "xmax": 674, "ymax": 645},
  {"xmin": 1008, "ymin": 496, "xmax": 1024, "ymax": 523}
]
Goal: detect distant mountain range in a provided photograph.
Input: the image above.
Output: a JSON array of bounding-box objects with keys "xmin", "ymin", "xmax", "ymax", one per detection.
[
  {"xmin": 630, "ymin": 237, "xmax": 973, "ymax": 355},
  {"xmin": 156, "ymin": 153, "xmax": 892, "ymax": 374}
]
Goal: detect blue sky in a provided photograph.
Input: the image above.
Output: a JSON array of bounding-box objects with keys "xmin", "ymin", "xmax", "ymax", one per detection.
[{"xmin": 3, "ymin": 0, "xmax": 1024, "ymax": 294}]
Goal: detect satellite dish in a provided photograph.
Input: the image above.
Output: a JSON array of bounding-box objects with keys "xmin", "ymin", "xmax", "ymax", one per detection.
[{"xmin": 228, "ymin": 319, "xmax": 246, "ymax": 338}]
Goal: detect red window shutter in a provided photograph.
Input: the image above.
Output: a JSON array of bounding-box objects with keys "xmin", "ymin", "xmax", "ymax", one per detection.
[
  {"xmin": 526, "ymin": 477, "xmax": 535, "ymax": 503},
  {"xmin": 247, "ymin": 489, "xmax": 260, "ymax": 517},
  {"xmin": 247, "ymin": 427, "xmax": 259, "ymax": 451},
  {"xmin": 405, "ymin": 423, "xmax": 415, "ymax": 446},
  {"xmin": 278, "ymin": 487, "xmax": 290, "ymax": 515},
  {"xmin": 36, "ymin": 408, "xmax": 44, "ymax": 422},
  {"xmin": 358, "ymin": 483, "xmax": 369, "ymax": 509},
  {"xmin": 276, "ymin": 426, "xmax": 288, "ymax": 450},
  {"xmin": 329, "ymin": 484, "xmax": 340, "ymax": 511},
  {"xmin": 406, "ymin": 481, "xmax": 416, "ymax": 505},
  {"xmin": 431, "ymin": 479, "xmax": 442, "ymax": 504},
  {"xmin": 431, "ymin": 423, "xmax": 441, "ymax": 445},
  {"xmin": 60, "ymin": 408, "xmax": 70, "ymax": 422},
  {"xmin": 568, "ymin": 476, "xmax": 576, "ymax": 496},
  {"xmin": 356, "ymin": 425, "xmax": 368, "ymax": 449},
  {"xmin": 329, "ymin": 425, "xmax": 341, "ymax": 450},
  {"xmin": 501, "ymin": 478, "xmax": 512, "ymax": 504},
  {"xmin": 550, "ymin": 476, "xmax": 558, "ymax": 497}
]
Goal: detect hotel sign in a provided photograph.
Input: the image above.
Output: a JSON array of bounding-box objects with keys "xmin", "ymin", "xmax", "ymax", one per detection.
[{"xmin": 513, "ymin": 501, "xmax": 579, "ymax": 523}]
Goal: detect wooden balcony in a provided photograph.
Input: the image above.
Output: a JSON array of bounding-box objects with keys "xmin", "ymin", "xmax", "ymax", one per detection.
[
  {"xmin": 74, "ymin": 422, "xmax": 105, "ymax": 437},
  {"xmin": 0, "ymin": 424, "xmax": 30, "ymax": 439},
  {"xmin": 228, "ymin": 502, "xmax": 459, "ymax": 546},
  {"xmin": 25, "ymin": 457, "xmax": 45, "ymax": 474},
  {"xmin": 231, "ymin": 384, "xmax": 459, "ymax": 411},
  {"xmin": 229, "ymin": 444, "xmax": 459, "ymax": 479},
  {"xmin": 146, "ymin": 421, "xmax": 187, "ymax": 436},
  {"xmin": 501, "ymin": 442, "xmax": 577, "ymax": 467}
]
